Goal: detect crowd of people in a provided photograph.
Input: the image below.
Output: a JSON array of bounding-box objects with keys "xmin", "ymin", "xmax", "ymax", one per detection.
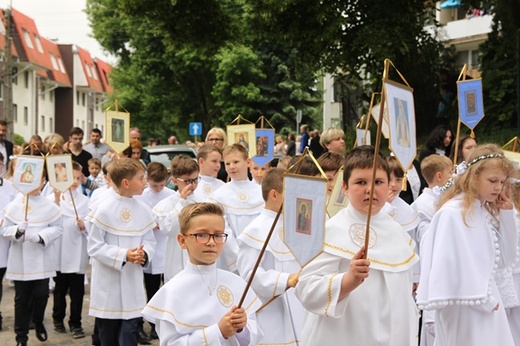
[{"xmin": 0, "ymin": 119, "xmax": 519, "ymax": 346}]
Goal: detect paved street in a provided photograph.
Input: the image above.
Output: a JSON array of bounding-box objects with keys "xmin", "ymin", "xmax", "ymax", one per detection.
[{"xmin": 0, "ymin": 277, "xmax": 159, "ymax": 346}]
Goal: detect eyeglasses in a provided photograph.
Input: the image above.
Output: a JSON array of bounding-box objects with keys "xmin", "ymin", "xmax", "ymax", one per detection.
[
  {"xmin": 208, "ymin": 138, "xmax": 224, "ymax": 142},
  {"xmin": 175, "ymin": 176, "xmax": 201, "ymax": 185},
  {"xmin": 185, "ymin": 233, "xmax": 228, "ymax": 244}
]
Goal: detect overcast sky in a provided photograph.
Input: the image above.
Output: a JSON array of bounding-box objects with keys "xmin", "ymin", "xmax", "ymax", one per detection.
[{"xmin": 0, "ymin": 0, "xmax": 116, "ymax": 64}]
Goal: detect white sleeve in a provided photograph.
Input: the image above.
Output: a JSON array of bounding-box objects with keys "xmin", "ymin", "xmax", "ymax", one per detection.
[{"xmin": 87, "ymin": 223, "xmax": 127, "ymax": 271}]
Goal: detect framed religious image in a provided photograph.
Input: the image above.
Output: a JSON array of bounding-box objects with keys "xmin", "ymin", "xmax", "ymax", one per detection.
[
  {"xmin": 356, "ymin": 129, "xmax": 371, "ymax": 146},
  {"xmin": 457, "ymin": 79, "xmax": 484, "ymax": 129},
  {"xmin": 283, "ymin": 173, "xmax": 327, "ymax": 267},
  {"xmin": 327, "ymin": 167, "xmax": 348, "ymax": 217},
  {"xmin": 370, "ymin": 102, "xmax": 390, "ymax": 139},
  {"xmin": 252, "ymin": 128, "xmax": 275, "ymax": 166},
  {"xmin": 13, "ymin": 155, "xmax": 45, "ymax": 195},
  {"xmin": 226, "ymin": 123, "xmax": 256, "ymax": 158},
  {"xmin": 384, "ymin": 79, "xmax": 417, "ymax": 172},
  {"xmin": 45, "ymin": 154, "xmax": 74, "ymax": 193},
  {"xmin": 105, "ymin": 110, "xmax": 130, "ymax": 154}
]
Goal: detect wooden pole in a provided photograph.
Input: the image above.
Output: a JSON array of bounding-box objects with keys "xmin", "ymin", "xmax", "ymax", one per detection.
[
  {"xmin": 453, "ymin": 64, "xmax": 467, "ymax": 165},
  {"xmin": 68, "ymin": 189, "xmax": 79, "ymax": 219},
  {"xmin": 237, "ymin": 204, "xmax": 283, "ymax": 308},
  {"xmin": 363, "ymin": 60, "xmax": 390, "ymax": 259}
]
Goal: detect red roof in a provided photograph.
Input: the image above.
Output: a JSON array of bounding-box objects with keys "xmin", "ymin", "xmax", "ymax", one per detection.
[
  {"xmin": 10, "ymin": 9, "xmax": 48, "ymax": 76},
  {"xmin": 0, "ymin": 10, "xmax": 19, "ymax": 58},
  {"xmin": 40, "ymin": 37, "xmax": 71, "ymax": 87},
  {"xmin": 77, "ymin": 46, "xmax": 103, "ymax": 92},
  {"xmin": 94, "ymin": 58, "xmax": 113, "ymax": 93}
]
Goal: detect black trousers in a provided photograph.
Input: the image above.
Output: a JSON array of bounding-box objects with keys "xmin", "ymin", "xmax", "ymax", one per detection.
[
  {"xmin": 52, "ymin": 272, "xmax": 85, "ymax": 328},
  {"xmin": 97, "ymin": 317, "xmax": 139, "ymax": 346},
  {"xmin": 14, "ymin": 279, "xmax": 49, "ymax": 342},
  {"xmin": 140, "ymin": 273, "xmax": 162, "ymax": 329},
  {"xmin": 0, "ymin": 267, "xmax": 5, "ymax": 323}
]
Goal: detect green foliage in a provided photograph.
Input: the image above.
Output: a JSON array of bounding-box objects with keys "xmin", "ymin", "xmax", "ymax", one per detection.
[{"xmin": 13, "ymin": 133, "xmax": 25, "ymax": 146}]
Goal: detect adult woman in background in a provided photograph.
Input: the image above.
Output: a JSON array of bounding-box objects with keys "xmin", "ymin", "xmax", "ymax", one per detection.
[
  {"xmin": 418, "ymin": 125, "xmax": 453, "ymax": 164},
  {"xmin": 451, "ymin": 135, "xmax": 477, "ymax": 165},
  {"xmin": 205, "ymin": 127, "xmax": 228, "ymax": 182}
]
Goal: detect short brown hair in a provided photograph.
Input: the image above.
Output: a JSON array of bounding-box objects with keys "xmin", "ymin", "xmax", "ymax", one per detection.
[
  {"xmin": 197, "ymin": 144, "xmax": 222, "ymax": 160},
  {"xmin": 286, "ymin": 156, "xmax": 319, "ymax": 176},
  {"xmin": 223, "ymin": 143, "xmax": 249, "ymax": 161},
  {"xmin": 386, "ymin": 156, "xmax": 404, "ymax": 178},
  {"xmin": 261, "ymin": 168, "xmax": 284, "ymax": 201},
  {"xmin": 179, "ymin": 202, "xmax": 224, "ymax": 235},
  {"xmin": 343, "ymin": 146, "xmax": 389, "ymax": 185},
  {"xmin": 88, "ymin": 158, "xmax": 101, "ymax": 168},
  {"xmin": 147, "ymin": 162, "xmax": 169, "ymax": 182},
  {"xmin": 420, "ymin": 155, "xmax": 453, "ymax": 184},
  {"xmin": 171, "ymin": 155, "xmax": 199, "ymax": 177},
  {"xmin": 317, "ymin": 152, "xmax": 343, "ymax": 173},
  {"xmin": 108, "ymin": 158, "xmax": 145, "ymax": 188},
  {"xmin": 72, "ymin": 161, "xmax": 83, "ymax": 172}
]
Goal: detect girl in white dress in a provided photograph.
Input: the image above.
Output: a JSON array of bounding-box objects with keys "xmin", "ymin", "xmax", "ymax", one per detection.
[{"xmin": 417, "ymin": 144, "xmax": 517, "ymax": 346}]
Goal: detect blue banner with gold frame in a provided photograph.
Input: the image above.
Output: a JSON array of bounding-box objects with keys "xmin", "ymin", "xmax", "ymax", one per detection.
[
  {"xmin": 457, "ymin": 79, "xmax": 484, "ymax": 129},
  {"xmin": 252, "ymin": 129, "xmax": 275, "ymax": 166}
]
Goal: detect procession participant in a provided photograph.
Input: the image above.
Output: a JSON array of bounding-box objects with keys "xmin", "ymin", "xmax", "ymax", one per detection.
[{"xmin": 193, "ymin": 144, "xmax": 225, "ymax": 202}]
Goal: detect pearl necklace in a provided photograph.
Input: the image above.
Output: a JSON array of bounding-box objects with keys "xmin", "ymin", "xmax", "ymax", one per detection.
[{"xmin": 195, "ymin": 265, "xmax": 218, "ymax": 296}]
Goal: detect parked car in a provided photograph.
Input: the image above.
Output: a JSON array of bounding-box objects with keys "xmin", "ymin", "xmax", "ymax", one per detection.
[{"xmin": 144, "ymin": 145, "xmax": 197, "ymax": 170}]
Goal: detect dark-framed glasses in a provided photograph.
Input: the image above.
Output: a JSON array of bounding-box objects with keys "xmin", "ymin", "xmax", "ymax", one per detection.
[
  {"xmin": 208, "ymin": 138, "xmax": 224, "ymax": 142},
  {"xmin": 175, "ymin": 176, "xmax": 201, "ymax": 185},
  {"xmin": 185, "ymin": 233, "xmax": 228, "ymax": 244}
]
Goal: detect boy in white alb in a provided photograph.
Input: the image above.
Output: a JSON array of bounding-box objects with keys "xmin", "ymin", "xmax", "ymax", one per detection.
[
  {"xmin": 208, "ymin": 144, "xmax": 263, "ymax": 239},
  {"xmin": 1, "ymin": 175, "xmax": 63, "ymax": 345},
  {"xmin": 50, "ymin": 162, "xmax": 90, "ymax": 339},
  {"xmin": 87, "ymin": 158, "xmax": 156, "ymax": 346},
  {"xmin": 193, "ymin": 144, "xmax": 225, "ymax": 202},
  {"xmin": 134, "ymin": 162, "xmax": 175, "ymax": 341},
  {"xmin": 237, "ymin": 168, "xmax": 303, "ymax": 344},
  {"xmin": 411, "ymin": 155, "xmax": 453, "ymax": 345},
  {"xmin": 383, "ymin": 156, "xmax": 420, "ymax": 233},
  {"xmin": 160, "ymin": 155, "xmax": 201, "ymax": 282},
  {"xmin": 142, "ymin": 202, "xmax": 262, "ymax": 345},
  {"xmin": 295, "ymin": 146, "xmax": 419, "ymax": 345}
]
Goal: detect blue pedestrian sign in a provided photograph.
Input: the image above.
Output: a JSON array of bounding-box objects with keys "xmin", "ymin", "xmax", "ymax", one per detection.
[{"xmin": 189, "ymin": 122, "xmax": 202, "ymax": 136}]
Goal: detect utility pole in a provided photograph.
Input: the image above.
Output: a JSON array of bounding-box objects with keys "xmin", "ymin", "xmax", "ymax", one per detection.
[{"xmin": 3, "ymin": 6, "xmax": 14, "ymax": 142}]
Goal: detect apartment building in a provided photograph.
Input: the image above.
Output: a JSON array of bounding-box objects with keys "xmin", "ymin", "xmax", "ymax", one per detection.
[{"xmin": 0, "ymin": 8, "xmax": 112, "ymax": 143}]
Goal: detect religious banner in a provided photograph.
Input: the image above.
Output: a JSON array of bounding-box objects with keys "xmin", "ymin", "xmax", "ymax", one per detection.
[
  {"xmin": 252, "ymin": 128, "xmax": 275, "ymax": 166},
  {"xmin": 370, "ymin": 102, "xmax": 390, "ymax": 139},
  {"xmin": 45, "ymin": 155, "xmax": 74, "ymax": 193},
  {"xmin": 105, "ymin": 109, "xmax": 130, "ymax": 154},
  {"xmin": 327, "ymin": 167, "xmax": 349, "ymax": 217},
  {"xmin": 457, "ymin": 79, "xmax": 484, "ymax": 130},
  {"xmin": 356, "ymin": 129, "xmax": 371, "ymax": 146},
  {"xmin": 227, "ymin": 123, "xmax": 256, "ymax": 158},
  {"xmin": 13, "ymin": 155, "xmax": 45, "ymax": 195},
  {"xmin": 385, "ymin": 80, "xmax": 417, "ymax": 172},
  {"xmin": 283, "ymin": 173, "xmax": 327, "ymax": 267}
]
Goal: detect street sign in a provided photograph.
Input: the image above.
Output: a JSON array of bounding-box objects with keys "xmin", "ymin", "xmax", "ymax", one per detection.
[
  {"xmin": 189, "ymin": 122, "xmax": 202, "ymax": 136},
  {"xmin": 296, "ymin": 110, "xmax": 302, "ymax": 123}
]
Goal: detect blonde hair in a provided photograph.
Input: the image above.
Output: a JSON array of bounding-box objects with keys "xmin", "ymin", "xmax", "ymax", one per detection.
[
  {"xmin": 421, "ymin": 155, "xmax": 453, "ymax": 185},
  {"xmin": 320, "ymin": 127, "xmax": 345, "ymax": 148},
  {"xmin": 179, "ymin": 202, "xmax": 224, "ymax": 235},
  {"xmin": 438, "ymin": 144, "xmax": 514, "ymax": 222},
  {"xmin": 205, "ymin": 127, "xmax": 227, "ymax": 146},
  {"xmin": 223, "ymin": 143, "xmax": 248, "ymax": 161},
  {"xmin": 108, "ymin": 158, "xmax": 145, "ymax": 188}
]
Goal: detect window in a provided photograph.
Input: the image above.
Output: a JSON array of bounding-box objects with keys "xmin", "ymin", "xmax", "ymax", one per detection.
[
  {"xmin": 76, "ymin": 90, "xmax": 80, "ymax": 105},
  {"xmin": 84, "ymin": 62, "xmax": 92, "ymax": 77},
  {"xmin": 82, "ymin": 120, "xmax": 85, "ymax": 130},
  {"xmin": 23, "ymin": 30, "xmax": 33, "ymax": 49},
  {"xmin": 41, "ymin": 115, "xmax": 45, "ymax": 131},
  {"xmin": 95, "ymin": 123, "xmax": 98, "ymax": 129},
  {"xmin": 23, "ymin": 106, "xmax": 28, "ymax": 125},
  {"xmin": 76, "ymin": 119, "xmax": 79, "ymax": 127},
  {"xmin": 101, "ymin": 125, "xmax": 104, "ymax": 134},
  {"xmin": 82, "ymin": 93, "xmax": 86, "ymax": 106},
  {"xmin": 24, "ymin": 71, "xmax": 29, "ymax": 89},
  {"xmin": 40, "ymin": 86, "xmax": 45, "ymax": 100},
  {"xmin": 456, "ymin": 51, "xmax": 469, "ymax": 69},
  {"xmin": 50, "ymin": 54, "xmax": 59, "ymax": 70},
  {"xmin": 0, "ymin": 82, "xmax": 3, "ymax": 100},
  {"xmin": 91, "ymin": 66, "xmax": 98, "ymax": 80},
  {"xmin": 13, "ymin": 104, "xmax": 17, "ymax": 123},
  {"xmin": 50, "ymin": 90, "xmax": 54, "ymax": 102},
  {"xmin": 34, "ymin": 35, "xmax": 44, "ymax": 53},
  {"xmin": 471, "ymin": 49, "xmax": 480, "ymax": 69},
  {"xmin": 58, "ymin": 58, "xmax": 66, "ymax": 73},
  {"xmin": 49, "ymin": 117, "xmax": 53, "ymax": 132},
  {"xmin": 12, "ymin": 67, "xmax": 17, "ymax": 85}
]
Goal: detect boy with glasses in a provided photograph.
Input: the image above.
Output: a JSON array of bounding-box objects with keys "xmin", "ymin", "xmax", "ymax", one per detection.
[{"xmin": 142, "ymin": 203, "xmax": 262, "ymax": 345}]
